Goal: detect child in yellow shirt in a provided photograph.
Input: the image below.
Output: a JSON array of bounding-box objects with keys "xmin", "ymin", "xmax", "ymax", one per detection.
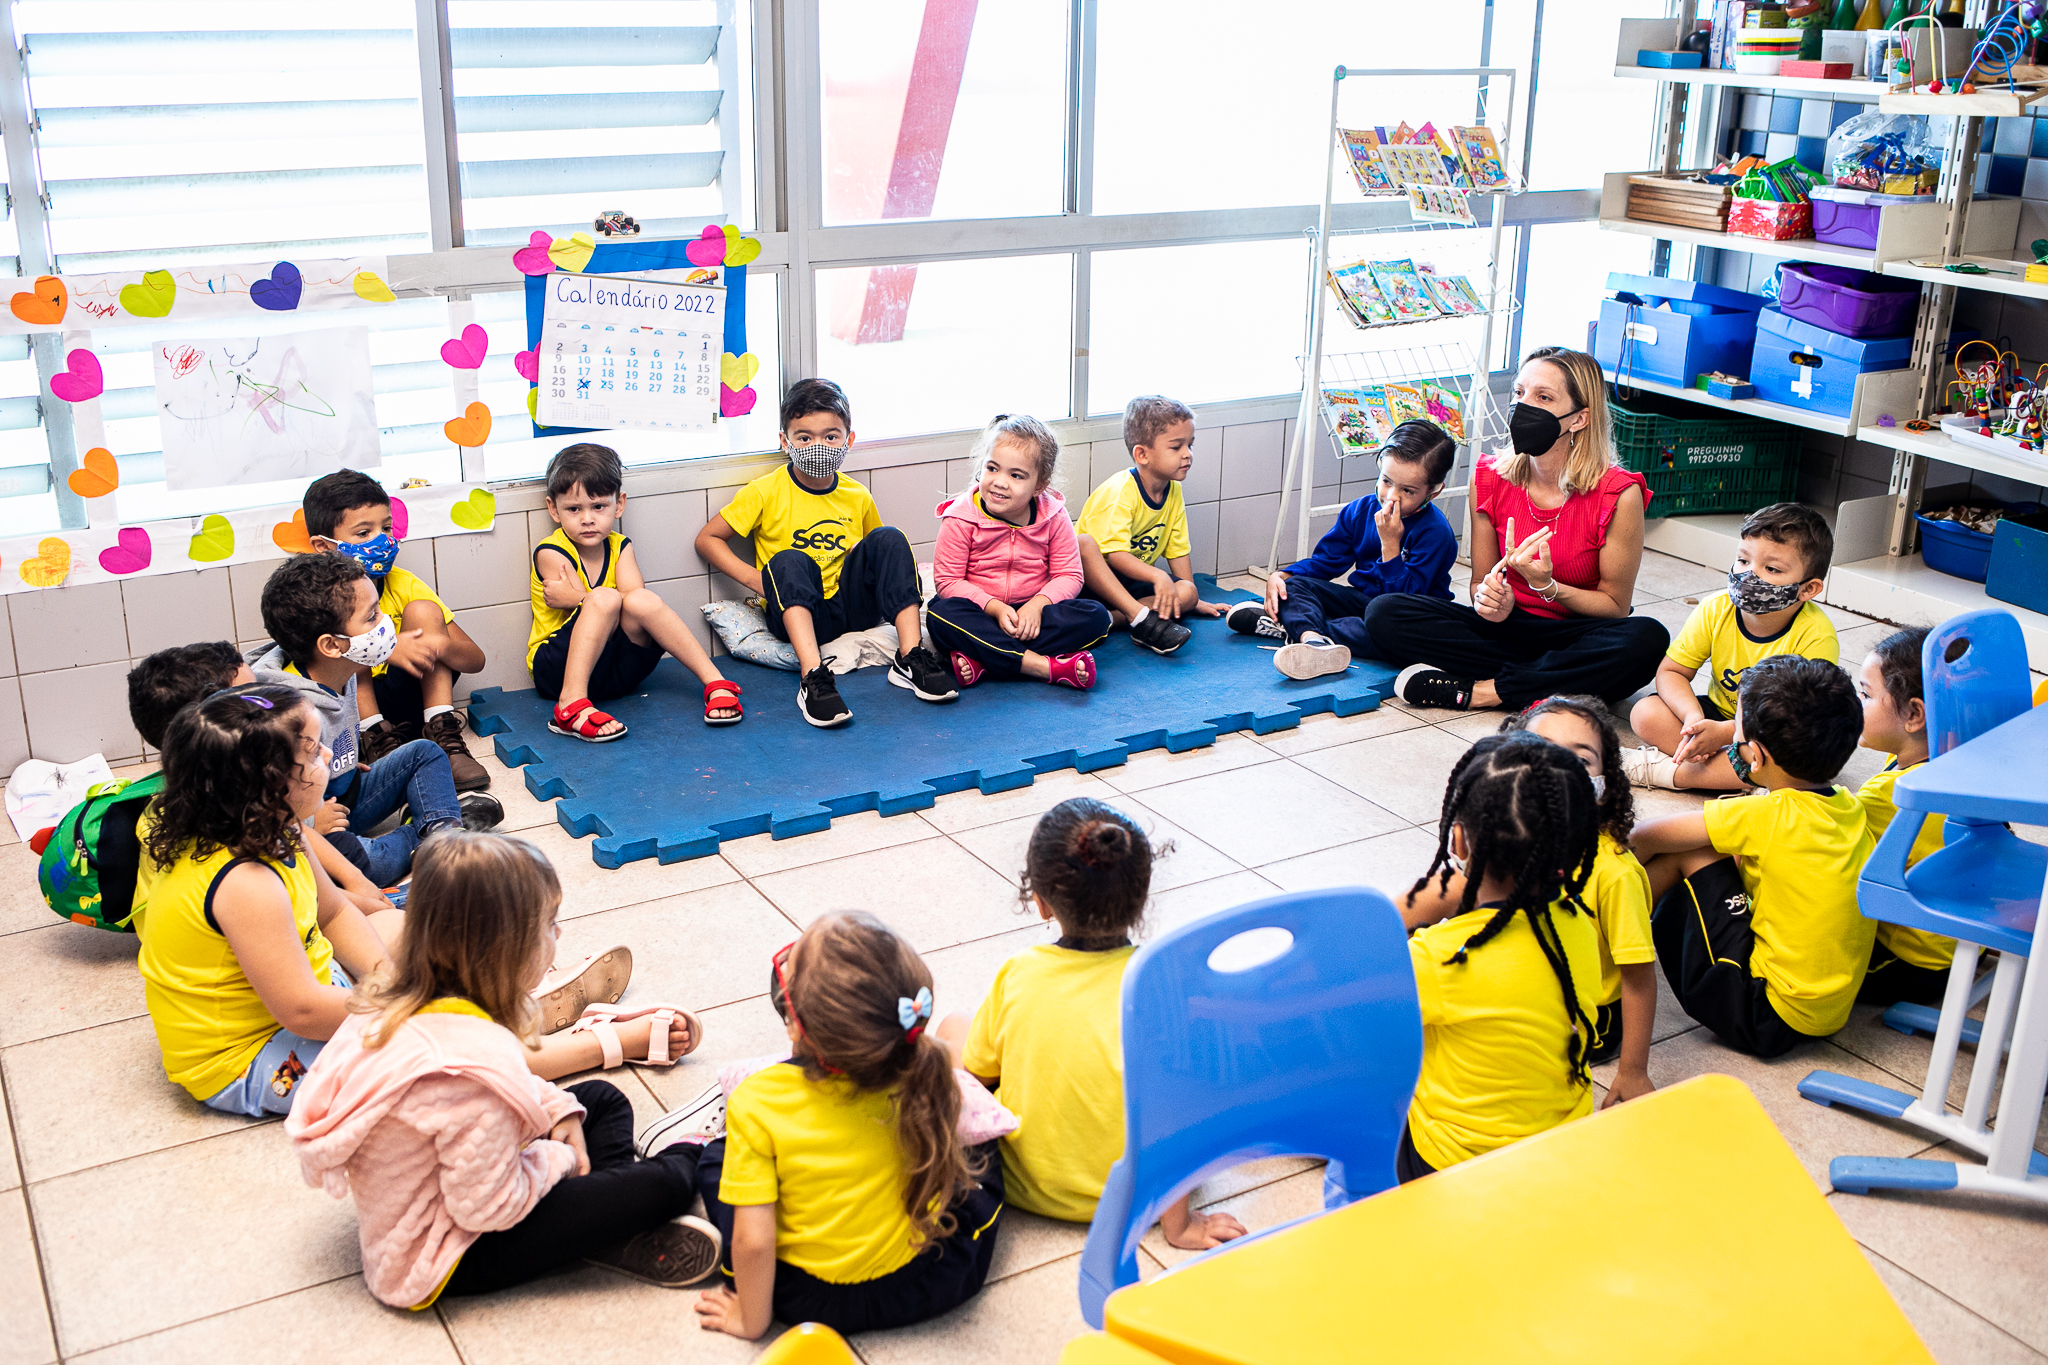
[{"xmin": 1852, "ymin": 626, "xmax": 1952, "ymax": 1007}]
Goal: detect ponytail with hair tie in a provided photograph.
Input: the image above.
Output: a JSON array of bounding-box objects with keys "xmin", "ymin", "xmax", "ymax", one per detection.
[{"xmin": 1070, "ymin": 818, "xmax": 1132, "ymax": 869}]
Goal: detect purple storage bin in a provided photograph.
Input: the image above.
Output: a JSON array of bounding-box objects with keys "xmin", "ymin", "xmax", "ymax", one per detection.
[
  {"xmin": 1775, "ymin": 262, "xmax": 1921, "ymax": 339},
  {"xmin": 1812, "ymin": 197, "xmax": 1881, "ymax": 248}
]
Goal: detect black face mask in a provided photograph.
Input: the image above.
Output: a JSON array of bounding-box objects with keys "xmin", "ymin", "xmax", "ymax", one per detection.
[{"xmin": 1508, "ymin": 401, "xmax": 1583, "ymax": 456}]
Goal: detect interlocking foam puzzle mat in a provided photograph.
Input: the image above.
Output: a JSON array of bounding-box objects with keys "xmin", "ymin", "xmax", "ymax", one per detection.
[{"xmin": 466, "ymin": 578, "xmax": 1399, "ymax": 867}]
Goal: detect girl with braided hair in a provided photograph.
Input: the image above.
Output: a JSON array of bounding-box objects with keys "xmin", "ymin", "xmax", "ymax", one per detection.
[
  {"xmin": 936, "ymin": 797, "xmax": 1248, "ymax": 1251},
  {"xmin": 1396, "ymin": 731, "xmax": 1605, "ymax": 1182}
]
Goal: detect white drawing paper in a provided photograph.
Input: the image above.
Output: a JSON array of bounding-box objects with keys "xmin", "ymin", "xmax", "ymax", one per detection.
[{"xmin": 153, "ymin": 326, "xmax": 380, "ymax": 490}]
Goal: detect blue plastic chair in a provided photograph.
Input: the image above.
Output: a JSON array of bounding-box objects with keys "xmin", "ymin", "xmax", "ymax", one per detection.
[
  {"xmin": 1076, "ymin": 885, "xmax": 1421, "ymax": 1329},
  {"xmin": 1800, "ymin": 608, "xmax": 2046, "ymax": 1177}
]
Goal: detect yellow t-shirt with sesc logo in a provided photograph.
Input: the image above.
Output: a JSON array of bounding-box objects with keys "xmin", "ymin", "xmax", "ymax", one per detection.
[
  {"xmin": 1074, "ymin": 469, "xmax": 1191, "ymax": 567},
  {"xmin": 719, "ymin": 466, "xmax": 881, "ymax": 599},
  {"xmin": 1666, "ymin": 592, "xmax": 1838, "ymax": 719}
]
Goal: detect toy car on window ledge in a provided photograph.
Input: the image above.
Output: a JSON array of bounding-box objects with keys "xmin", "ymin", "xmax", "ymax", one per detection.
[{"xmin": 594, "ymin": 210, "xmax": 641, "ymax": 237}]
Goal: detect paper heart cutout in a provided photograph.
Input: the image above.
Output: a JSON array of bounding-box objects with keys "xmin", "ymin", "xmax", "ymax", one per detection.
[
  {"xmin": 723, "ymin": 226, "xmax": 760, "ymax": 267},
  {"xmin": 547, "ymin": 232, "xmax": 595, "ymax": 273},
  {"xmin": 444, "ymin": 402, "xmax": 492, "ymax": 447},
  {"xmin": 50, "ymin": 349, "xmax": 103, "ymax": 403},
  {"xmin": 526, "ymin": 388, "xmax": 539, "ymax": 421},
  {"xmin": 513, "ymin": 348, "xmax": 539, "ymax": 382},
  {"xmin": 719, "ymin": 352, "xmax": 759, "ymax": 391},
  {"xmin": 250, "ymin": 261, "xmax": 302, "ymax": 311},
  {"xmin": 512, "ymin": 230, "xmax": 556, "ymax": 276},
  {"xmin": 449, "ymin": 488, "xmax": 496, "ymax": 530},
  {"xmin": 272, "ymin": 509, "xmax": 314, "ymax": 554},
  {"xmin": 10, "ymin": 275, "xmax": 65, "ymax": 326},
  {"xmin": 390, "ymin": 496, "xmax": 409, "ymax": 540},
  {"xmin": 352, "ymin": 271, "xmax": 395, "ymax": 303},
  {"xmin": 67, "ymin": 448, "xmax": 118, "ymax": 498},
  {"xmin": 98, "ymin": 527, "xmax": 151, "ymax": 575},
  {"xmin": 188, "ymin": 513, "xmax": 235, "ymax": 563},
  {"xmin": 18, "ymin": 537, "xmax": 70, "ymax": 587},
  {"xmin": 720, "ymin": 384, "xmax": 757, "ymax": 418},
  {"xmin": 440, "ymin": 324, "xmax": 488, "ymax": 370},
  {"xmin": 118, "ymin": 269, "xmax": 176, "ymax": 318},
  {"xmin": 684, "ymin": 226, "xmax": 726, "ymax": 268}
]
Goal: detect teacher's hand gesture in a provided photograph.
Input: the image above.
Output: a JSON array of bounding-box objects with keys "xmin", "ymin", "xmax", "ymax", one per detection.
[{"xmin": 1501, "ymin": 517, "xmax": 1555, "ymax": 594}]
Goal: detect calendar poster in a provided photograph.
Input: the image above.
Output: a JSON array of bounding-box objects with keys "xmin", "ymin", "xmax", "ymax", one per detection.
[{"xmin": 537, "ymin": 272, "xmax": 724, "ymax": 432}]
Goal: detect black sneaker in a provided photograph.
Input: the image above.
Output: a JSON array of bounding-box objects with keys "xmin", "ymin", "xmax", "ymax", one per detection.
[
  {"xmin": 1226, "ymin": 602, "xmax": 1285, "ymax": 640},
  {"xmin": 1128, "ymin": 610, "xmax": 1193, "ymax": 656},
  {"xmin": 459, "ymin": 791, "xmax": 504, "ymax": 831},
  {"xmin": 358, "ymin": 719, "xmax": 415, "ymax": 765},
  {"xmin": 1394, "ymin": 663, "xmax": 1474, "ymax": 711},
  {"xmin": 587, "ymin": 1215, "xmax": 722, "ymax": 1288},
  {"xmin": 889, "ymin": 644, "xmax": 959, "ymax": 702},
  {"xmin": 798, "ymin": 665, "xmax": 852, "ymax": 728}
]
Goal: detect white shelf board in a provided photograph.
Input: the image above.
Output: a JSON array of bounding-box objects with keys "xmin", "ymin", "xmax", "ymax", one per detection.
[
  {"xmin": 1602, "ymin": 370, "xmax": 1858, "ymax": 436},
  {"xmin": 1882, "ymin": 255, "xmax": 2048, "ymax": 301},
  {"xmin": 1598, "ymin": 214, "xmax": 1879, "ymax": 267},
  {"xmin": 1612, "ymin": 64, "xmax": 1886, "ymax": 100},
  {"xmin": 1853, "ymin": 421, "xmax": 2048, "ymax": 489},
  {"xmin": 1879, "ymin": 87, "xmax": 2048, "ymax": 116}
]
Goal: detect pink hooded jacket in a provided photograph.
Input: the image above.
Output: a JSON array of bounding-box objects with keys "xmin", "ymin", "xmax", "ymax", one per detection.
[
  {"xmin": 285, "ymin": 1004, "xmax": 586, "ymax": 1308},
  {"xmin": 932, "ymin": 487, "xmax": 1083, "ymax": 609}
]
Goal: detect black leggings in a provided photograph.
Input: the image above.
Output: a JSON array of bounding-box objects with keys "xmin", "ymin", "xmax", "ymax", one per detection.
[
  {"xmin": 1361, "ymin": 593, "xmax": 1669, "ymax": 710},
  {"xmin": 442, "ymin": 1080, "xmax": 700, "ymax": 1296}
]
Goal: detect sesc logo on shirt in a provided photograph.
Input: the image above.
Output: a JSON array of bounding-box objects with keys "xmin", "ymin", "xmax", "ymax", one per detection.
[
  {"xmin": 1130, "ymin": 527, "xmax": 1164, "ymax": 559},
  {"xmin": 790, "ymin": 518, "xmax": 850, "ymax": 554}
]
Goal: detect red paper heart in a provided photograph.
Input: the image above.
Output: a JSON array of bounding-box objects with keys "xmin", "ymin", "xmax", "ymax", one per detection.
[
  {"xmin": 514, "ymin": 349, "xmax": 539, "ymax": 382},
  {"xmin": 439, "ymin": 323, "xmax": 488, "ymax": 369},
  {"xmin": 98, "ymin": 527, "xmax": 151, "ymax": 575},
  {"xmin": 512, "ymin": 230, "xmax": 556, "ymax": 276},
  {"xmin": 684, "ymin": 225, "xmax": 727, "ymax": 268}
]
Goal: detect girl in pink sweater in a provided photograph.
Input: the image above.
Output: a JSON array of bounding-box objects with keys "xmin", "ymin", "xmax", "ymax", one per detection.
[
  {"xmin": 287, "ymin": 832, "xmax": 724, "ymax": 1307},
  {"xmin": 927, "ymin": 414, "xmax": 1113, "ymax": 690}
]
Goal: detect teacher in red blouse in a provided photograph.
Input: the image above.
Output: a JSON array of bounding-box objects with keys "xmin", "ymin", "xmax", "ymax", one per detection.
[{"xmin": 1362, "ymin": 346, "xmax": 1669, "ymax": 712}]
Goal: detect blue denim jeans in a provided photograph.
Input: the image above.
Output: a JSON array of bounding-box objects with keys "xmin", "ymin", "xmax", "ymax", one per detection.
[
  {"xmin": 324, "ymin": 738, "xmax": 460, "ymax": 886},
  {"xmin": 204, "ymin": 965, "xmax": 351, "ymax": 1117}
]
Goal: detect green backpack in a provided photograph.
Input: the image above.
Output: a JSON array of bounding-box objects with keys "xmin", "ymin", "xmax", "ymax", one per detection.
[{"xmin": 36, "ymin": 772, "xmax": 165, "ymax": 932}]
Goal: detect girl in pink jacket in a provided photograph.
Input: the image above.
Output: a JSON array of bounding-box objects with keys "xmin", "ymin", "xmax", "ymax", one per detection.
[
  {"xmin": 287, "ymin": 832, "xmax": 724, "ymax": 1307},
  {"xmin": 927, "ymin": 414, "xmax": 1113, "ymax": 690}
]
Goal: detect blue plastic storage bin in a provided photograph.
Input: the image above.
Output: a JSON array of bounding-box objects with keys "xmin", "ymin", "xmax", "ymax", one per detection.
[
  {"xmin": 1594, "ymin": 273, "xmax": 1766, "ymax": 389},
  {"xmin": 1917, "ymin": 502, "xmax": 2042, "ymax": 583},
  {"xmin": 1749, "ymin": 306, "xmax": 1914, "ymax": 417},
  {"xmin": 1986, "ymin": 508, "xmax": 2048, "ymax": 612}
]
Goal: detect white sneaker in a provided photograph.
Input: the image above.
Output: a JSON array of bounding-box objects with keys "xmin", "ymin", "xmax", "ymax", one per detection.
[
  {"xmin": 1274, "ymin": 640, "xmax": 1351, "ymax": 680},
  {"xmin": 1620, "ymin": 744, "xmax": 1682, "ymax": 791},
  {"xmin": 635, "ymin": 1082, "xmax": 727, "ymax": 1157}
]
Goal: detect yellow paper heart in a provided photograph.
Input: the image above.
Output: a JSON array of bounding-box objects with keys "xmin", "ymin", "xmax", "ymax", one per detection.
[
  {"xmin": 725, "ymin": 234, "xmax": 761, "ymax": 267},
  {"xmin": 449, "ymin": 488, "xmax": 496, "ymax": 531},
  {"xmin": 352, "ymin": 271, "xmax": 395, "ymax": 303},
  {"xmin": 548, "ymin": 232, "xmax": 595, "ymax": 273},
  {"xmin": 526, "ymin": 388, "xmax": 539, "ymax": 421},
  {"xmin": 18, "ymin": 536, "xmax": 70, "ymax": 587},
  {"xmin": 188, "ymin": 513, "xmax": 235, "ymax": 563},
  {"xmin": 118, "ymin": 270, "xmax": 176, "ymax": 319},
  {"xmin": 720, "ymin": 352, "xmax": 760, "ymax": 391}
]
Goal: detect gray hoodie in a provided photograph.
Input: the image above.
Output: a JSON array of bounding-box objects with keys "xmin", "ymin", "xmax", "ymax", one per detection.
[{"xmin": 245, "ymin": 642, "xmax": 359, "ymax": 791}]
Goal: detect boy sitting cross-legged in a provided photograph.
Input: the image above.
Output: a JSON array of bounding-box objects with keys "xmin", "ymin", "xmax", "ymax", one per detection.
[
  {"xmin": 530, "ymin": 442, "xmax": 740, "ymax": 741},
  {"xmin": 304, "ymin": 470, "xmax": 489, "ymax": 790},
  {"xmin": 694, "ymin": 377, "xmax": 957, "ymax": 728},
  {"xmin": 1228, "ymin": 419, "xmax": 1459, "ymax": 680},
  {"xmin": 1074, "ymin": 394, "xmax": 1225, "ymax": 655},
  {"xmin": 1632, "ymin": 655, "xmax": 1873, "ymax": 1057}
]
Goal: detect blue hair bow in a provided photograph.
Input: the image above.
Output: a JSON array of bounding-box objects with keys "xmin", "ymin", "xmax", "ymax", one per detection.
[{"xmin": 897, "ymin": 986, "xmax": 933, "ymax": 1035}]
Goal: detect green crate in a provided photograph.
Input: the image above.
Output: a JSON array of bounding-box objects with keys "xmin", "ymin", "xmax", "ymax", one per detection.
[{"xmin": 1608, "ymin": 389, "xmax": 1804, "ymax": 518}]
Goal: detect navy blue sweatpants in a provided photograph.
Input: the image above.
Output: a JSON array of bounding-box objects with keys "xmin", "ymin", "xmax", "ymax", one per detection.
[{"xmin": 925, "ymin": 596, "xmax": 1112, "ymax": 677}]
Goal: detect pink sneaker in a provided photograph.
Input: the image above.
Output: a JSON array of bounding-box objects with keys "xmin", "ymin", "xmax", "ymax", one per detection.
[
  {"xmin": 949, "ymin": 651, "xmax": 986, "ymax": 688},
  {"xmin": 1047, "ymin": 651, "xmax": 1096, "ymax": 690}
]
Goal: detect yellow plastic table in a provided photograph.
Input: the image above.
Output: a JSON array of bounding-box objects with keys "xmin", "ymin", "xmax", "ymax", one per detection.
[{"xmin": 1102, "ymin": 1076, "xmax": 1933, "ymax": 1365}]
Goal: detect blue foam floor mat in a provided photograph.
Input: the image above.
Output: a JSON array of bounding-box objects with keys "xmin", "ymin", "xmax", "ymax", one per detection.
[{"xmin": 466, "ymin": 578, "xmax": 1398, "ymax": 867}]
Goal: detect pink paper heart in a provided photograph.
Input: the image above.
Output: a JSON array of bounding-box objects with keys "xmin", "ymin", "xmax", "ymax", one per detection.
[
  {"xmin": 97, "ymin": 526, "xmax": 151, "ymax": 575},
  {"xmin": 390, "ymin": 496, "xmax": 409, "ymax": 540},
  {"xmin": 514, "ymin": 348, "xmax": 539, "ymax": 382},
  {"xmin": 439, "ymin": 323, "xmax": 488, "ymax": 370},
  {"xmin": 720, "ymin": 384, "xmax": 757, "ymax": 417},
  {"xmin": 685, "ymin": 225, "xmax": 727, "ymax": 268},
  {"xmin": 50, "ymin": 349, "xmax": 102, "ymax": 403},
  {"xmin": 512, "ymin": 230, "xmax": 556, "ymax": 276}
]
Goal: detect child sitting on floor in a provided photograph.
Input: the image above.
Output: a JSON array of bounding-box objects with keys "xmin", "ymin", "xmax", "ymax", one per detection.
[
  {"xmin": 1853, "ymin": 627, "xmax": 1953, "ymax": 1007},
  {"xmin": 304, "ymin": 470, "xmax": 490, "ymax": 789},
  {"xmin": 1398, "ymin": 731, "xmax": 1604, "ymax": 1181},
  {"xmin": 1626, "ymin": 503, "xmax": 1837, "ymax": 791},
  {"xmin": 938, "ymin": 797, "xmax": 1247, "ymax": 1246},
  {"xmin": 1499, "ymin": 697, "xmax": 1656, "ymax": 1106},
  {"xmin": 927, "ymin": 414, "xmax": 1113, "ymax": 691},
  {"xmin": 1633, "ymin": 655, "xmax": 1873, "ymax": 1057},
  {"xmin": 1230, "ymin": 420, "xmax": 1459, "ymax": 680},
  {"xmin": 288, "ymin": 832, "xmax": 723, "ymax": 1307},
  {"xmin": 1074, "ymin": 394, "xmax": 1225, "ymax": 656},
  {"xmin": 528, "ymin": 442, "xmax": 740, "ymax": 742},
  {"xmin": 695, "ymin": 377, "xmax": 957, "ymax": 728},
  {"xmin": 686, "ymin": 912, "xmax": 1003, "ymax": 1338}
]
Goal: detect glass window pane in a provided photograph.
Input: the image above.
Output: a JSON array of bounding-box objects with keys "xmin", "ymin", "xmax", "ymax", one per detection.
[
  {"xmin": 1491, "ymin": 0, "xmax": 1659, "ymax": 190},
  {"xmin": 1090, "ymin": 240, "xmax": 1305, "ymax": 413},
  {"xmin": 815, "ymin": 255, "xmax": 1070, "ymax": 438},
  {"xmin": 819, "ymin": 0, "xmax": 1067, "ymax": 226},
  {"xmin": 1094, "ymin": 1, "xmax": 1485, "ymax": 215},
  {"xmin": 1515, "ymin": 221, "xmax": 1653, "ymax": 361}
]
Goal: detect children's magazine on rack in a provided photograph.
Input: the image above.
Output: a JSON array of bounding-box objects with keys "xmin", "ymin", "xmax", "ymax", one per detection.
[{"xmin": 1368, "ymin": 258, "xmax": 1437, "ymax": 322}]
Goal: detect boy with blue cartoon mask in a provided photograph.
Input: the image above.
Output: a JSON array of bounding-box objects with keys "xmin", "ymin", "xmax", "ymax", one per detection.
[
  {"xmin": 1624, "ymin": 502, "xmax": 1838, "ymax": 792},
  {"xmin": 303, "ymin": 469, "xmax": 489, "ymax": 790}
]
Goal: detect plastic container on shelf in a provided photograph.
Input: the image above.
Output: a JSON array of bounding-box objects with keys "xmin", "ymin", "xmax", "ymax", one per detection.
[
  {"xmin": 1749, "ymin": 306, "xmax": 1914, "ymax": 417},
  {"xmin": 1986, "ymin": 507, "xmax": 2048, "ymax": 615},
  {"xmin": 1808, "ymin": 186, "xmax": 1931, "ymax": 249},
  {"xmin": 1594, "ymin": 273, "xmax": 1766, "ymax": 388},
  {"xmin": 1608, "ymin": 389, "xmax": 1804, "ymax": 519},
  {"xmin": 1915, "ymin": 502, "xmax": 2044, "ymax": 583},
  {"xmin": 1774, "ymin": 262, "xmax": 1922, "ymax": 338}
]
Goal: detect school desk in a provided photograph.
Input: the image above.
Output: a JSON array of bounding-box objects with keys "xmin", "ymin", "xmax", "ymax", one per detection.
[{"xmin": 1098, "ymin": 1075, "xmax": 1934, "ymax": 1365}]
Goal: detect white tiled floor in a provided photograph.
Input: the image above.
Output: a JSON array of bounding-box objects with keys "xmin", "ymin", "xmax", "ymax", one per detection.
[{"xmin": 4, "ymin": 554, "xmax": 2046, "ymax": 1363}]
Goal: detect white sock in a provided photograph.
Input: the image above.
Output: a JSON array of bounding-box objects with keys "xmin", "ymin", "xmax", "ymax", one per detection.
[
  {"xmin": 1303, "ymin": 632, "xmax": 1332, "ymax": 645},
  {"xmin": 361, "ymin": 713, "xmax": 386, "ymax": 729},
  {"xmin": 1130, "ymin": 607, "xmax": 1153, "ymax": 625},
  {"xmin": 423, "ymin": 704, "xmax": 453, "ymax": 722}
]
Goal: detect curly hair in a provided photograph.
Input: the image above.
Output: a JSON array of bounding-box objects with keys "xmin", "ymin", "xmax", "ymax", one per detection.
[
  {"xmin": 260, "ymin": 551, "xmax": 367, "ymax": 671},
  {"xmin": 1499, "ymin": 694, "xmax": 1637, "ymax": 844},
  {"xmin": 144, "ymin": 683, "xmax": 314, "ymax": 868},
  {"xmin": 1019, "ymin": 797, "xmax": 1160, "ymax": 940}
]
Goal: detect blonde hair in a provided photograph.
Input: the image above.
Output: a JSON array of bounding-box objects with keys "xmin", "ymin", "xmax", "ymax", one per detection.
[
  {"xmin": 355, "ymin": 832, "xmax": 559, "ymax": 1049},
  {"xmin": 971, "ymin": 413, "xmax": 1060, "ymax": 492},
  {"xmin": 1491, "ymin": 347, "xmax": 1616, "ymax": 496}
]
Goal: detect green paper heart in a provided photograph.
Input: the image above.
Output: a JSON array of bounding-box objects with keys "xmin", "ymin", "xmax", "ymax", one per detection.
[
  {"xmin": 188, "ymin": 513, "xmax": 235, "ymax": 562},
  {"xmin": 449, "ymin": 488, "xmax": 496, "ymax": 530},
  {"xmin": 119, "ymin": 270, "xmax": 176, "ymax": 319}
]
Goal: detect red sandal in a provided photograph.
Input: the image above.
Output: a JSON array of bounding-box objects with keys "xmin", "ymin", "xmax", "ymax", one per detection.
[
  {"xmin": 704, "ymin": 679, "xmax": 744, "ymax": 726},
  {"xmin": 549, "ymin": 697, "xmax": 628, "ymax": 742}
]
